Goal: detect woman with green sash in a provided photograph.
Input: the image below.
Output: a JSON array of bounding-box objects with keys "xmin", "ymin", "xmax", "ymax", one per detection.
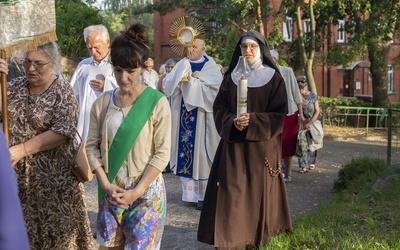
[{"xmin": 86, "ymin": 22, "xmax": 171, "ymax": 250}]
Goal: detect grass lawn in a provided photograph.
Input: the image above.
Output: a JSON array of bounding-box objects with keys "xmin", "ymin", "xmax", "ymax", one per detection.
[{"xmin": 261, "ymin": 159, "xmax": 400, "ymax": 250}]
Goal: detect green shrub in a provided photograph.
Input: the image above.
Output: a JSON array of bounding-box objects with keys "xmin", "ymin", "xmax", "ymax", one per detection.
[
  {"xmin": 222, "ymin": 27, "xmax": 240, "ymax": 67},
  {"xmin": 333, "ymin": 157, "xmax": 388, "ymax": 193},
  {"xmin": 319, "ymin": 97, "xmax": 369, "ymax": 108},
  {"xmin": 391, "ymin": 102, "xmax": 400, "ymax": 109}
]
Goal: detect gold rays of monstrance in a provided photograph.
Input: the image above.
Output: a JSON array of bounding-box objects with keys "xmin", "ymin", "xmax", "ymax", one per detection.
[{"xmin": 169, "ymin": 16, "xmax": 206, "ymax": 57}]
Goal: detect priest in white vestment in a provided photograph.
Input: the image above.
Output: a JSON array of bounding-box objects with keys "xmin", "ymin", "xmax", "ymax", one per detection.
[
  {"xmin": 163, "ymin": 39, "xmax": 222, "ymax": 209},
  {"xmin": 70, "ymin": 25, "xmax": 118, "ymax": 140}
]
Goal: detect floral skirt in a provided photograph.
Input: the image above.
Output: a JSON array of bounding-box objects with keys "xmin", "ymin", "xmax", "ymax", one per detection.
[{"xmin": 97, "ymin": 169, "xmax": 166, "ymax": 250}]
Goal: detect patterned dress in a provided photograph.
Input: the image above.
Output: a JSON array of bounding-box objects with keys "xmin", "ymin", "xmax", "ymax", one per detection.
[
  {"xmin": 298, "ymin": 92, "xmax": 319, "ymax": 168},
  {"xmin": 6, "ymin": 76, "xmax": 94, "ymax": 250}
]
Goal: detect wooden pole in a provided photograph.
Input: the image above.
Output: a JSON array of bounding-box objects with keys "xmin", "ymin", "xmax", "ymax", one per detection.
[{"xmin": 1, "ymin": 49, "xmax": 9, "ymax": 143}]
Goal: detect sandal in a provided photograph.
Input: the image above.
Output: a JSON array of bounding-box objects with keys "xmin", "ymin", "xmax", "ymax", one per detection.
[
  {"xmin": 299, "ymin": 167, "xmax": 308, "ymax": 174},
  {"xmin": 308, "ymin": 164, "xmax": 316, "ymax": 170}
]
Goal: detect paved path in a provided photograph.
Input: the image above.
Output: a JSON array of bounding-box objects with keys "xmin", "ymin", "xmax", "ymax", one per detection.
[{"xmin": 84, "ymin": 130, "xmax": 400, "ymax": 249}]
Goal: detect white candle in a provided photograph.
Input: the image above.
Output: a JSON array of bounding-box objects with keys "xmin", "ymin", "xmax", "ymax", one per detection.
[
  {"xmin": 233, "ymin": 56, "xmax": 251, "ymax": 118},
  {"xmin": 237, "ymin": 77, "xmax": 248, "ymax": 117}
]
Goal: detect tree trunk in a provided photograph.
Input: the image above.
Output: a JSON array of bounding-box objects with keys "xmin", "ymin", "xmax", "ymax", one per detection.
[
  {"xmin": 256, "ymin": 0, "xmax": 264, "ymax": 36},
  {"xmin": 368, "ymin": 42, "xmax": 391, "ymax": 108},
  {"xmin": 306, "ymin": 60, "xmax": 316, "ymax": 93},
  {"xmin": 295, "ymin": 0, "xmax": 317, "ymax": 94},
  {"xmin": 306, "ymin": 0, "xmax": 317, "ymax": 94}
]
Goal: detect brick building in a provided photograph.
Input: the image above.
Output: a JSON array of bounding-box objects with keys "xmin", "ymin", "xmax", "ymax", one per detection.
[{"xmin": 153, "ymin": 5, "xmax": 400, "ymax": 102}]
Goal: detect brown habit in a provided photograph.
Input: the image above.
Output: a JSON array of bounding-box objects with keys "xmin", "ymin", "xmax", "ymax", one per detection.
[{"xmin": 197, "ymin": 71, "xmax": 293, "ymax": 249}]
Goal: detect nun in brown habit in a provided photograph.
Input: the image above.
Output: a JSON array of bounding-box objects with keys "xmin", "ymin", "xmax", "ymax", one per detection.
[{"xmin": 197, "ymin": 30, "xmax": 293, "ymax": 250}]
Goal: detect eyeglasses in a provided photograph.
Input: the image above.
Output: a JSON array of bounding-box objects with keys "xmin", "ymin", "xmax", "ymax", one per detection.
[
  {"xmin": 297, "ymin": 79, "xmax": 307, "ymax": 83},
  {"xmin": 22, "ymin": 59, "xmax": 50, "ymax": 70},
  {"xmin": 240, "ymin": 44, "xmax": 259, "ymax": 51}
]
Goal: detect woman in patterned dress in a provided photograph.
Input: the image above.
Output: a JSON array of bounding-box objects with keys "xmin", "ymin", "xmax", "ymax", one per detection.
[
  {"xmin": 86, "ymin": 22, "xmax": 171, "ymax": 249},
  {"xmin": 0, "ymin": 43, "xmax": 94, "ymax": 249},
  {"xmin": 297, "ymin": 76, "xmax": 321, "ymax": 173}
]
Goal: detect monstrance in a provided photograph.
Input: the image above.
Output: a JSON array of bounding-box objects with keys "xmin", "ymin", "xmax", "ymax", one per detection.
[{"xmin": 169, "ymin": 15, "xmax": 206, "ymax": 57}]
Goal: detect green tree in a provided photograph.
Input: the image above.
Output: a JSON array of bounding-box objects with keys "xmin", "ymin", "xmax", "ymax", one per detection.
[
  {"xmin": 102, "ymin": 0, "xmax": 136, "ymax": 11},
  {"xmin": 56, "ymin": 0, "xmax": 107, "ymax": 60},
  {"xmin": 321, "ymin": 0, "xmax": 400, "ymax": 108},
  {"xmin": 222, "ymin": 27, "xmax": 241, "ymax": 67},
  {"xmin": 102, "ymin": 0, "xmax": 400, "ymax": 107},
  {"xmin": 137, "ymin": 0, "xmax": 276, "ymax": 63},
  {"xmin": 97, "ymin": 0, "xmax": 323, "ymax": 95},
  {"xmin": 285, "ymin": 0, "xmax": 320, "ymax": 94},
  {"xmin": 127, "ymin": 0, "xmax": 318, "ymax": 83},
  {"xmin": 94, "ymin": 0, "xmax": 154, "ymax": 56}
]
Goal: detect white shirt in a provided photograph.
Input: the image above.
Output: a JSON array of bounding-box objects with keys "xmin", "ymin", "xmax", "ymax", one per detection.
[{"xmin": 70, "ymin": 54, "xmax": 118, "ymax": 140}]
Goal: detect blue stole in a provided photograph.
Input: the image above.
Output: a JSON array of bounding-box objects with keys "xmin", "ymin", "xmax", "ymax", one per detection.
[{"xmin": 175, "ymin": 56, "xmax": 208, "ymax": 178}]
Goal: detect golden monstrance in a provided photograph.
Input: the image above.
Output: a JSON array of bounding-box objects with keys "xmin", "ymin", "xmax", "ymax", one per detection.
[{"xmin": 168, "ymin": 15, "xmax": 206, "ymax": 57}]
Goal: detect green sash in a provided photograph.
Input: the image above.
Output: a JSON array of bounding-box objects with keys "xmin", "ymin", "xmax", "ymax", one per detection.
[{"xmin": 98, "ymin": 87, "xmax": 164, "ymax": 204}]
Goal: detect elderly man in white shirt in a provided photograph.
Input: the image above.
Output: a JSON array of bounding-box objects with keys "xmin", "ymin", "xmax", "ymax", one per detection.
[
  {"xmin": 70, "ymin": 24, "xmax": 118, "ymax": 140},
  {"xmin": 271, "ymin": 49, "xmax": 304, "ymax": 183}
]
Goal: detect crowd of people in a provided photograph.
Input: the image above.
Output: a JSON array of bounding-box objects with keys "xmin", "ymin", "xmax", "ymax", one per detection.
[{"xmin": 0, "ymin": 21, "xmax": 322, "ymax": 250}]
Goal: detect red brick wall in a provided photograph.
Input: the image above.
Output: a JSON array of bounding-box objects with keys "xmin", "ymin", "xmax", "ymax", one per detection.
[{"xmin": 153, "ymin": 9, "xmax": 186, "ymax": 68}]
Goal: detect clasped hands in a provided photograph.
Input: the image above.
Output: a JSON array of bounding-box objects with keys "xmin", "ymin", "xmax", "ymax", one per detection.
[
  {"xmin": 104, "ymin": 182, "xmax": 144, "ymax": 210},
  {"xmin": 234, "ymin": 113, "xmax": 250, "ymax": 131}
]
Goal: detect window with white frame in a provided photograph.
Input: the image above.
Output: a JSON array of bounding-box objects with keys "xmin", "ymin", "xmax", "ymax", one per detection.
[
  {"xmin": 283, "ymin": 15, "xmax": 293, "ymax": 42},
  {"xmin": 338, "ymin": 19, "xmax": 345, "ymax": 43},
  {"xmin": 304, "ymin": 19, "xmax": 311, "ymax": 34},
  {"xmin": 388, "ymin": 65, "xmax": 394, "ymax": 93}
]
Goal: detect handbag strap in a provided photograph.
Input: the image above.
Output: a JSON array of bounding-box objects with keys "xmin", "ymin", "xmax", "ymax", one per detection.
[
  {"xmin": 74, "ymin": 128, "xmax": 83, "ymax": 143},
  {"xmin": 99, "ymin": 91, "xmax": 112, "ymax": 133}
]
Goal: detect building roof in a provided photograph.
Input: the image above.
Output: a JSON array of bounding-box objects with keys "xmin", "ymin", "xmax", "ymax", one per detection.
[{"xmin": 337, "ymin": 61, "xmax": 371, "ymax": 70}]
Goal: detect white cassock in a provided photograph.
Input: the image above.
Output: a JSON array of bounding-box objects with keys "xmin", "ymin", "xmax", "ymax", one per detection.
[
  {"xmin": 70, "ymin": 55, "xmax": 118, "ymax": 140},
  {"xmin": 163, "ymin": 56, "xmax": 222, "ymax": 203}
]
